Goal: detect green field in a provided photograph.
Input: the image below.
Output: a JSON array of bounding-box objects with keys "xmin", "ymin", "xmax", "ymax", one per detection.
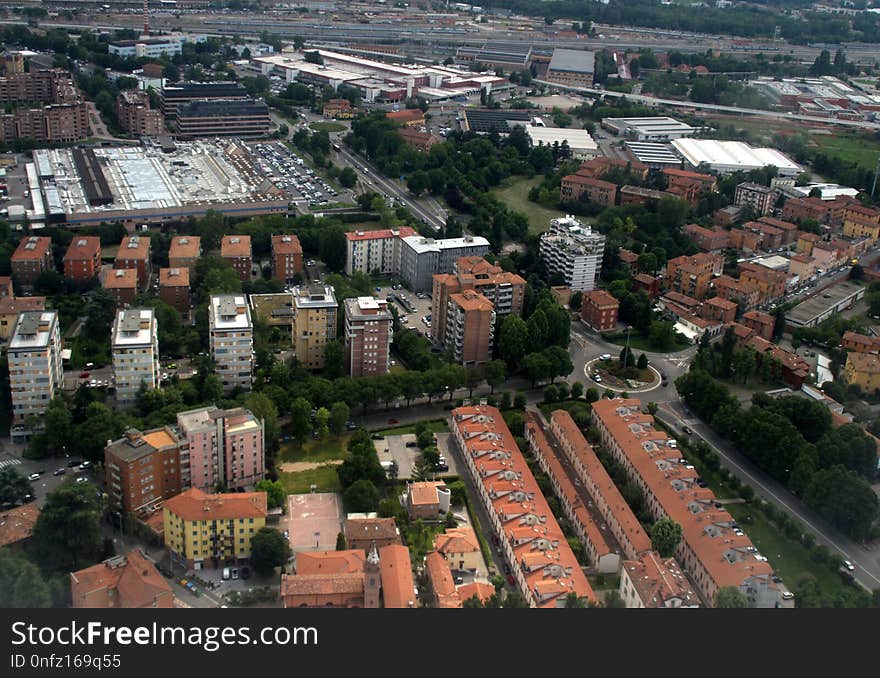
[
  {"xmin": 278, "ymin": 434, "xmax": 351, "ymax": 464},
  {"xmin": 309, "ymin": 121, "xmax": 347, "ymax": 133},
  {"xmin": 492, "ymin": 177, "xmax": 566, "ymax": 236},
  {"xmin": 279, "ymin": 465, "xmax": 342, "ymax": 494},
  {"xmin": 810, "ymin": 132, "xmax": 880, "ymax": 172}
]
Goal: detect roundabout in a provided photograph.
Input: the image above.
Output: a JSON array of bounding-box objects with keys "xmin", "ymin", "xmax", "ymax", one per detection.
[{"xmin": 583, "ymin": 357, "xmax": 663, "ymax": 393}]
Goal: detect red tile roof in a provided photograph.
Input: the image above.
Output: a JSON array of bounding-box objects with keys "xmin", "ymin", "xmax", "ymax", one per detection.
[
  {"xmin": 272, "ymin": 234, "xmax": 303, "ymax": 255},
  {"xmin": 70, "ymin": 549, "xmax": 173, "ymax": 609},
  {"xmin": 425, "ymin": 551, "xmax": 461, "ymax": 608},
  {"xmin": 63, "ymin": 236, "xmax": 100, "ymax": 262},
  {"xmin": 168, "ymin": 236, "xmax": 201, "ymax": 260},
  {"xmin": 163, "ymin": 487, "xmax": 267, "ymax": 521},
  {"xmin": 386, "ymin": 109, "xmax": 425, "ymax": 123},
  {"xmin": 378, "ymin": 544, "xmax": 417, "ymax": 608},
  {"xmin": 11, "ymin": 236, "xmax": 51, "ymax": 262},
  {"xmin": 296, "ymin": 550, "xmax": 365, "ymax": 575},
  {"xmin": 345, "ymin": 227, "xmax": 416, "ymax": 242},
  {"xmin": 221, "ymin": 235, "xmax": 252, "ymax": 258},
  {"xmin": 0, "ymin": 504, "xmax": 39, "ymax": 548}
]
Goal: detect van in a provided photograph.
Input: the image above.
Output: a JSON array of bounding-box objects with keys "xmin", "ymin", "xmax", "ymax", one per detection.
[
  {"xmin": 231, "ymin": 568, "xmax": 239, "ymax": 580},
  {"xmin": 222, "ymin": 567, "xmax": 231, "ymax": 581}
]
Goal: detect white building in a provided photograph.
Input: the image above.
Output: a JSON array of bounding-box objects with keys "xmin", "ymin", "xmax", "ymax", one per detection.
[
  {"xmin": 8, "ymin": 310, "xmax": 64, "ymax": 424},
  {"xmin": 524, "ymin": 127, "xmax": 598, "ymax": 159},
  {"xmin": 671, "ymin": 139, "xmax": 801, "ymax": 177},
  {"xmin": 111, "ymin": 308, "xmax": 160, "ymax": 407},
  {"xmin": 209, "ymin": 295, "xmax": 254, "ymax": 393},
  {"xmin": 399, "ymin": 235, "xmax": 491, "ymax": 292},
  {"xmin": 602, "ymin": 116, "xmax": 698, "ymax": 141},
  {"xmin": 344, "ymin": 227, "xmax": 416, "ymax": 277},
  {"xmin": 109, "ymin": 37, "xmax": 184, "ymax": 58},
  {"xmin": 538, "ymin": 216, "xmax": 606, "ymax": 292}
]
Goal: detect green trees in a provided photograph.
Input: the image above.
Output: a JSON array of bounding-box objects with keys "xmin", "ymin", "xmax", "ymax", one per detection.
[
  {"xmin": 649, "ymin": 518, "xmax": 683, "ymax": 558},
  {"xmin": 485, "ymin": 360, "xmax": 507, "ymax": 394},
  {"xmin": 715, "ymin": 586, "xmax": 749, "ymax": 608},
  {"xmin": 499, "ymin": 315, "xmax": 529, "ymax": 366},
  {"xmin": 337, "ymin": 430, "xmax": 385, "ymax": 489},
  {"xmin": 329, "ymin": 401, "xmax": 350, "ymax": 436},
  {"xmin": 322, "ymin": 340, "xmax": 344, "ymax": 380},
  {"xmin": 803, "ymin": 466, "xmax": 879, "ymax": 541},
  {"xmin": 343, "ymin": 479, "xmax": 380, "ymax": 512},
  {"xmin": 32, "ymin": 482, "xmax": 103, "ymax": 572},
  {"xmin": 815, "ymin": 424, "xmax": 877, "ymax": 478},
  {"xmin": 249, "ymin": 528, "xmax": 291, "ymax": 574},
  {"xmin": 318, "ymin": 224, "xmax": 347, "ymax": 273},
  {"xmin": 290, "ymin": 397, "xmax": 313, "ymax": 443},
  {"xmin": 254, "ymin": 480, "xmax": 285, "ymax": 510},
  {"xmin": 244, "ymin": 392, "xmax": 279, "ymax": 450},
  {"xmin": 0, "ymin": 468, "xmax": 32, "ymax": 509},
  {"xmin": 0, "ymin": 554, "xmax": 51, "ymax": 608},
  {"xmin": 338, "ymin": 166, "xmax": 357, "ymax": 188},
  {"xmin": 636, "ymin": 353, "xmax": 648, "ymax": 370},
  {"xmin": 336, "ymin": 532, "xmax": 347, "ymax": 551}
]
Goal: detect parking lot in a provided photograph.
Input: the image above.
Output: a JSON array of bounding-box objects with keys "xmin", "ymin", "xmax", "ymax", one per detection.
[
  {"xmin": 374, "ymin": 432, "xmax": 459, "ymax": 479},
  {"xmin": 249, "ymin": 141, "xmax": 338, "ymax": 208},
  {"xmin": 376, "ymin": 285, "xmax": 434, "ymax": 341}
]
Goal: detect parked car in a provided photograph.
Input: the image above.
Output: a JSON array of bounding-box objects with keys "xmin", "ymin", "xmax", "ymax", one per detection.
[
  {"xmin": 682, "ymin": 426, "xmax": 692, "ymax": 435},
  {"xmin": 53, "ymin": 468, "xmax": 66, "ymax": 476},
  {"xmin": 28, "ymin": 472, "xmax": 41, "ymax": 481},
  {"xmin": 80, "ymin": 461, "xmax": 91, "ymax": 470},
  {"xmin": 67, "ymin": 459, "xmax": 82, "ymax": 467},
  {"xmin": 75, "ymin": 476, "xmax": 89, "ymax": 484},
  {"xmin": 405, "ymin": 441, "xmax": 419, "ymax": 448}
]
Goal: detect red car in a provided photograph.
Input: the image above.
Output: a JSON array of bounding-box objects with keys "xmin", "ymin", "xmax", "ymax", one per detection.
[
  {"xmin": 79, "ymin": 372, "xmax": 90, "ymax": 379},
  {"xmin": 388, "ymin": 418, "xmax": 399, "ymax": 425}
]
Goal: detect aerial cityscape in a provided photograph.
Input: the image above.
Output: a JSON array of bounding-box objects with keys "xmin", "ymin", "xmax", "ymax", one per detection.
[{"xmin": 3, "ymin": 0, "xmax": 880, "ymax": 612}]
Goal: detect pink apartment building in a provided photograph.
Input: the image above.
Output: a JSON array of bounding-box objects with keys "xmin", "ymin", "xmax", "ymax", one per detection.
[{"xmin": 176, "ymin": 406, "xmax": 265, "ymax": 491}]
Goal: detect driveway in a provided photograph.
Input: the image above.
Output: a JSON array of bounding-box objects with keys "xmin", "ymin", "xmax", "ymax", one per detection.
[{"xmin": 375, "ymin": 433, "xmax": 418, "ymax": 479}]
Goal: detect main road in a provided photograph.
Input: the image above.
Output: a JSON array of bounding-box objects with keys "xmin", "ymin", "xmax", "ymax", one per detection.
[{"xmin": 567, "ymin": 321, "xmax": 880, "ymax": 590}]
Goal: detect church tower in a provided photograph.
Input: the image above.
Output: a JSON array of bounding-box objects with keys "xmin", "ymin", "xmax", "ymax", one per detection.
[{"xmin": 364, "ymin": 542, "xmax": 381, "ymax": 609}]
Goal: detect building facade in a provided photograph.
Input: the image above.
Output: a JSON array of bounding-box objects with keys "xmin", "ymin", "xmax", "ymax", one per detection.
[
  {"xmin": 104, "ymin": 427, "xmax": 183, "ymax": 514},
  {"xmin": 399, "ymin": 235, "xmax": 491, "ymax": 293},
  {"xmin": 580, "ymin": 289, "xmax": 619, "ymax": 332},
  {"xmin": 343, "ymin": 296, "xmax": 394, "ymax": 377},
  {"xmin": 344, "ymin": 227, "xmax": 416, "ymax": 277},
  {"xmin": 116, "ymin": 89, "xmax": 164, "ymax": 137},
  {"xmin": 11, "ymin": 236, "xmax": 53, "ymax": 289},
  {"xmin": 174, "ymin": 99, "xmax": 271, "ymax": 139},
  {"xmin": 444, "ymin": 289, "xmax": 495, "ymax": 365},
  {"xmin": 114, "ymin": 235, "xmax": 152, "ymax": 291},
  {"xmin": 220, "ymin": 235, "xmax": 253, "ymax": 282},
  {"xmin": 271, "ymin": 234, "xmax": 303, "ymax": 285},
  {"xmin": 7, "ymin": 310, "xmax": 64, "ymax": 423},
  {"xmin": 168, "ymin": 235, "xmax": 201, "ymax": 269},
  {"xmin": 63, "ymin": 236, "xmax": 101, "ymax": 283},
  {"xmin": 538, "ymin": 216, "xmax": 606, "ymax": 292},
  {"xmin": 111, "ymin": 308, "xmax": 160, "ymax": 407},
  {"xmin": 293, "ymin": 284, "xmax": 338, "ymax": 370},
  {"xmin": 209, "ymin": 295, "xmax": 254, "ymax": 393},
  {"xmin": 159, "ymin": 267, "xmax": 191, "ymax": 318}
]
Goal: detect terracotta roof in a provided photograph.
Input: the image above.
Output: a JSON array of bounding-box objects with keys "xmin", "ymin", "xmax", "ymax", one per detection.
[
  {"xmin": 408, "ymin": 481, "xmax": 445, "ymax": 506},
  {"xmin": 846, "ymin": 351, "xmax": 880, "ymax": 375},
  {"xmin": 457, "ymin": 581, "xmax": 495, "ymax": 604},
  {"xmin": 450, "ymin": 289, "xmax": 494, "ymax": 312},
  {"xmin": 705, "ymin": 296, "xmax": 737, "ymax": 310},
  {"xmin": 63, "ymin": 236, "xmax": 100, "ymax": 261},
  {"xmin": 345, "ymin": 227, "xmax": 416, "ymax": 242},
  {"xmin": 103, "ymin": 268, "xmax": 138, "ymax": 289},
  {"xmin": 591, "ymin": 399, "xmax": 777, "ymax": 593},
  {"xmin": 272, "ymin": 234, "xmax": 303, "ymax": 255},
  {"xmin": 70, "ymin": 549, "xmax": 172, "ymax": 608},
  {"xmin": 344, "ymin": 517, "xmax": 400, "ymax": 545},
  {"xmin": 280, "ymin": 572, "xmax": 364, "ymax": 597},
  {"xmin": 619, "ymin": 249, "xmax": 638, "ymax": 264},
  {"xmin": 790, "ymin": 254, "xmax": 814, "ymax": 264},
  {"xmin": 378, "ymin": 544, "xmax": 416, "ymax": 608},
  {"xmin": 168, "ymin": 236, "xmax": 201, "ymax": 260},
  {"xmin": 159, "ymin": 267, "xmax": 190, "ymax": 286},
  {"xmin": 386, "ymin": 109, "xmax": 424, "ymax": 123},
  {"xmin": 433, "ymin": 526, "xmax": 480, "ymax": 555},
  {"xmin": 141, "ymin": 429, "xmax": 178, "ymax": 450},
  {"xmin": 296, "ymin": 550, "xmax": 365, "ymax": 575},
  {"xmin": 163, "ymin": 487, "xmax": 267, "ymax": 521},
  {"xmin": 11, "ymin": 236, "xmax": 51, "ymax": 261},
  {"xmin": 115, "ymin": 235, "xmax": 150, "ymax": 260},
  {"xmin": 662, "ymin": 168, "xmax": 714, "ymax": 182},
  {"xmin": 0, "ymin": 504, "xmax": 39, "ymax": 547},
  {"xmin": 758, "ymin": 216, "xmax": 797, "ymax": 231},
  {"xmin": 622, "ymin": 551, "xmax": 700, "ymax": 608},
  {"xmin": 797, "ymin": 232, "xmax": 821, "ymax": 242},
  {"xmin": 584, "ymin": 289, "xmax": 619, "ymax": 308},
  {"xmin": 425, "ymin": 551, "xmax": 461, "ymax": 608},
  {"xmin": 0, "ymin": 296, "xmax": 45, "ymax": 315},
  {"xmin": 221, "ymin": 235, "xmax": 252, "ymax": 258},
  {"xmin": 562, "ymin": 174, "xmax": 617, "ymax": 190},
  {"xmin": 451, "ymin": 405, "xmax": 596, "ymax": 607}
]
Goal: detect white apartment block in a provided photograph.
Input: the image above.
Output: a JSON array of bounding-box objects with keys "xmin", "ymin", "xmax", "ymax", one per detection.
[
  {"xmin": 8, "ymin": 310, "xmax": 64, "ymax": 424},
  {"xmin": 344, "ymin": 227, "xmax": 415, "ymax": 277},
  {"xmin": 111, "ymin": 308, "xmax": 160, "ymax": 406},
  {"xmin": 209, "ymin": 295, "xmax": 254, "ymax": 393},
  {"xmin": 538, "ymin": 216, "xmax": 606, "ymax": 292}
]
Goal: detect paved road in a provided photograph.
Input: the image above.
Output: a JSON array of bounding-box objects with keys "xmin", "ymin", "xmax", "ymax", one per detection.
[{"xmin": 658, "ymin": 400, "xmax": 880, "ymax": 590}]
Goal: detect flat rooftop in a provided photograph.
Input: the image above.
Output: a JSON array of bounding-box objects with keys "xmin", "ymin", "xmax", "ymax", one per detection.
[
  {"xmin": 210, "ymin": 294, "xmax": 252, "ymax": 330},
  {"xmin": 786, "ymin": 280, "xmax": 865, "ymax": 326},
  {"xmin": 401, "ymin": 234, "xmax": 490, "ymax": 254},
  {"xmin": 9, "ymin": 310, "xmax": 56, "ymax": 350},
  {"xmin": 548, "ymin": 48, "xmax": 595, "ymax": 74},
  {"xmin": 112, "ymin": 308, "xmax": 155, "ymax": 347}
]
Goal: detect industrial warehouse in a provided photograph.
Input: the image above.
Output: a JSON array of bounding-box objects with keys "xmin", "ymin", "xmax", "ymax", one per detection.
[{"xmin": 19, "ymin": 140, "xmax": 300, "ymax": 228}]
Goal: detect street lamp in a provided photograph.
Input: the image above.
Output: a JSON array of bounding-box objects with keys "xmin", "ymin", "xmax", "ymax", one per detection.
[
  {"xmin": 624, "ymin": 326, "xmax": 633, "ymax": 368},
  {"xmin": 314, "ymin": 531, "xmax": 320, "ymax": 551}
]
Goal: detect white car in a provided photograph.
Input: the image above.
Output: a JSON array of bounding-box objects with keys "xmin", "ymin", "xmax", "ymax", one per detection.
[{"xmin": 844, "ymin": 560, "xmax": 855, "ymax": 571}]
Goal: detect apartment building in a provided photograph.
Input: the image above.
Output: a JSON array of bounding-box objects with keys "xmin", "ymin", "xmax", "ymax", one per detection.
[
  {"xmin": 538, "ymin": 216, "xmax": 606, "ymax": 292},
  {"xmin": 174, "ymin": 99, "xmax": 271, "ymax": 139},
  {"xmin": 343, "ymin": 296, "xmax": 394, "ymax": 377},
  {"xmin": 663, "ymin": 168, "xmax": 716, "ymax": 206},
  {"xmin": 70, "ymin": 550, "xmax": 173, "ymax": 609},
  {"xmin": 159, "ymin": 267, "xmax": 191, "ymax": 318},
  {"xmin": 758, "ymin": 216, "xmax": 799, "ymax": 245},
  {"xmin": 7, "ymin": 310, "xmax": 63, "ymax": 423},
  {"xmin": 738, "ymin": 262, "xmax": 787, "ymax": 304},
  {"xmin": 783, "ymin": 195, "xmax": 853, "ymax": 228},
  {"xmin": 591, "ymin": 398, "xmax": 792, "ymax": 607},
  {"xmin": 163, "ymin": 488, "xmax": 268, "ymax": 569},
  {"xmin": 580, "ymin": 289, "xmax": 619, "ymax": 332},
  {"xmin": 711, "ymin": 275, "xmax": 761, "ymax": 311},
  {"xmin": 789, "ymin": 254, "xmax": 816, "ymax": 280},
  {"xmin": 116, "ymin": 89, "xmax": 164, "ymax": 137},
  {"xmin": 293, "ymin": 284, "xmax": 338, "ymax": 370},
  {"xmin": 442, "ymin": 290, "xmax": 495, "ymax": 365},
  {"xmin": 101, "ymin": 268, "xmax": 139, "ymax": 308},
  {"xmin": 620, "ymin": 552, "xmax": 700, "ymax": 608},
  {"xmin": 104, "ymin": 427, "xmax": 183, "ymax": 513},
  {"xmin": 220, "ymin": 235, "xmax": 253, "ymax": 282},
  {"xmin": 842, "ymin": 330, "xmax": 880, "ymax": 354},
  {"xmin": 842, "ymin": 203, "xmax": 880, "ymax": 242},
  {"xmin": 160, "ymin": 81, "xmax": 249, "ymax": 118},
  {"xmin": 742, "ymin": 220, "xmax": 784, "ymax": 251},
  {"xmin": 741, "ymin": 310, "xmax": 775, "ymax": 341},
  {"xmin": 11, "ymin": 236, "xmax": 53, "ymax": 289},
  {"xmin": 700, "ymin": 296, "xmax": 738, "ymax": 324},
  {"xmin": 0, "ymin": 296, "xmax": 45, "ymax": 341},
  {"xmin": 842, "ymin": 352, "xmax": 880, "ymax": 392},
  {"xmin": 176, "ymin": 406, "xmax": 265, "ymax": 491},
  {"xmin": 575, "ymin": 155, "xmax": 650, "ymax": 181},
  {"xmin": 344, "ymin": 517, "xmax": 401, "ymax": 551},
  {"xmin": 111, "ymin": 308, "xmax": 160, "ymax": 407},
  {"xmin": 344, "ymin": 227, "xmax": 416, "ymax": 277},
  {"xmin": 665, "ymin": 253, "xmax": 723, "ymax": 300},
  {"xmin": 63, "ymin": 236, "xmax": 101, "ymax": 283},
  {"xmin": 450, "ymin": 405, "xmax": 596, "ymax": 608},
  {"xmin": 398, "ymin": 127, "xmax": 440, "ymax": 152},
  {"xmin": 796, "ymin": 231, "xmax": 821, "ymax": 255},
  {"xmin": 271, "ymin": 234, "xmax": 303, "ymax": 285},
  {"xmin": 399, "ymin": 234, "xmax": 491, "ymax": 292},
  {"xmin": 559, "ymin": 174, "xmax": 617, "ymax": 206},
  {"xmin": 431, "ymin": 256, "xmax": 525, "ymax": 348},
  {"xmin": 683, "ymin": 223, "xmax": 729, "ymax": 252},
  {"xmin": 734, "ymin": 182, "xmax": 776, "ymax": 216},
  {"xmin": 168, "ymin": 235, "xmax": 201, "ymax": 269},
  {"xmin": 209, "ymin": 295, "xmax": 254, "ymax": 393},
  {"xmin": 728, "ymin": 227, "xmax": 765, "ymax": 253},
  {"xmin": 114, "ymin": 235, "xmax": 151, "ymax": 291},
  {"xmin": 0, "ymin": 102, "xmax": 90, "ymax": 144}
]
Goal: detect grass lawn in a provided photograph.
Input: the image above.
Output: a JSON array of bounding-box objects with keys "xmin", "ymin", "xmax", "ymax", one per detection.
[
  {"xmin": 372, "ymin": 419, "xmax": 448, "ymax": 436},
  {"xmin": 279, "ymin": 465, "xmax": 341, "ymax": 494},
  {"xmin": 539, "ymin": 399, "xmax": 592, "ymax": 424},
  {"xmin": 309, "ymin": 121, "xmax": 347, "ymax": 133},
  {"xmin": 603, "ymin": 331, "xmax": 690, "ymax": 353},
  {"xmin": 491, "ymin": 176, "xmax": 566, "ymax": 236},
  {"xmin": 278, "ymin": 434, "xmax": 351, "ymax": 463},
  {"xmin": 810, "ymin": 132, "xmax": 880, "ymax": 172}
]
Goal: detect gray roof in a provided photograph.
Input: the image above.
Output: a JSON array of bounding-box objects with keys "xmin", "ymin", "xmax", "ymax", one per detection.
[{"xmin": 548, "ymin": 48, "xmax": 595, "ymax": 75}]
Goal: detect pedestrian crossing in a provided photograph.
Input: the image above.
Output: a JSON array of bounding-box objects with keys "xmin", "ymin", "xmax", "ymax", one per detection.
[{"xmin": 0, "ymin": 458, "xmax": 23, "ymax": 468}]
